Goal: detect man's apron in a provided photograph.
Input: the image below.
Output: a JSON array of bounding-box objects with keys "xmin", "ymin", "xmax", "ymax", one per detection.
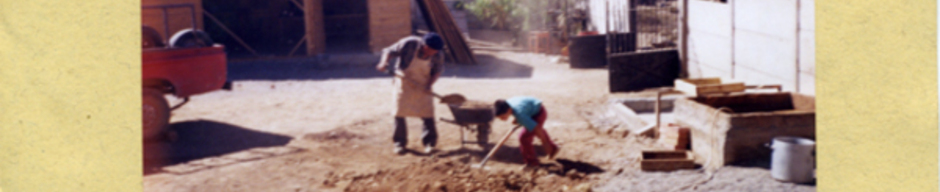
[{"xmin": 393, "ymin": 50, "xmax": 435, "ymax": 118}]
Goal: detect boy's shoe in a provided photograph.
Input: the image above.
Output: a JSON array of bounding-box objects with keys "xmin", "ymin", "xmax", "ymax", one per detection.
[
  {"xmin": 393, "ymin": 146, "xmax": 405, "ymax": 155},
  {"xmin": 548, "ymin": 145, "xmax": 560, "ymax": 160}
]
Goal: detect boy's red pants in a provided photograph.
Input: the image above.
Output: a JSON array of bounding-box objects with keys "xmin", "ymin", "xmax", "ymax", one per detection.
[{"xmin": 519, "ymin": 106, "xmax": 557, "ymax": 166}]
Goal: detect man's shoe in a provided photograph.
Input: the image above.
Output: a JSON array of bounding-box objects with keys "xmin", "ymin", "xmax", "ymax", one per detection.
[
  {"xmin": 424, "ymin": 146, "xmax": 435, "ymax": 154},
  {"xmin": 393, "ymin": 146, "xmax": 405, "ymax": 155}
]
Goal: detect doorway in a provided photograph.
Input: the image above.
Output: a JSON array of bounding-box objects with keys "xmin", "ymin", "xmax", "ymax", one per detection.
[{"xmin": 323, "ymin": 0, "xmax": 370, "ymax": 53}]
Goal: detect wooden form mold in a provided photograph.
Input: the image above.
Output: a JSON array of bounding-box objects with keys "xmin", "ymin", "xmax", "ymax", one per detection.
[{"xmin": 641, "ymin": 150, "xmax": 696, "ymax": 171}]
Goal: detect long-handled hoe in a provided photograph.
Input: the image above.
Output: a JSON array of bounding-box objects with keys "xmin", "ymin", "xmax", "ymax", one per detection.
[{"xmin": 472, "ymin": 125, "xmax": 522, "ymax": 169}]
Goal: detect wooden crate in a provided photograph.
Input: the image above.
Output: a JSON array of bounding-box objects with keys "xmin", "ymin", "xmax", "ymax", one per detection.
[
  {"xmin": 641, "ymin": 150, "xmax": 696, "ymax": 171},
  {"xmin": 674, "ymin": 77, "xmax": 746, "ymax": 97}
]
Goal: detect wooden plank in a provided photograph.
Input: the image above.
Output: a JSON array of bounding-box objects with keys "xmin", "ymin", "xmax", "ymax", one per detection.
[
  {"xmin": 437, "ymin": 0, "xmax": 475, "ymax": 64},
  {"xmin": 424, "ymin": 0, "xmax": 456, "ymax": 61},
  {"xmin": 431, "ymin": 0, "xmax": 474, "ymax": 64},
  {"xmin": 417, "ymin": 0, "xmax": 457, "ymax": 62},
  {"xmin": 370, "ymin": 20, "xmax": 412, "ymax": 27},
  {"xmin": 427, "ymin": 0, "xmax": 462, "ymax": 58},
  {"xmin": 675, "ymin": 77, "xmax": 746, "ymax": 97},
  {"xmin": 416, "ymin": 0, "xmax": 475, "ymax": 64},
  {"xmin": 369, "ymin": 0, "xmax": 410, "ymax": 7}
]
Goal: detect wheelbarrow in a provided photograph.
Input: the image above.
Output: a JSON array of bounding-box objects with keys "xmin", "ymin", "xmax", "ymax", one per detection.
[{"xmin": 440, "ymin": 100, "xmax": 494, "ymax": 148}]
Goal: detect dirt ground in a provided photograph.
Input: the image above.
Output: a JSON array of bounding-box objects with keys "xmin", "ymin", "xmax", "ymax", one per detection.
[{"xmin": 143, "ymin": 49, "xmax": 815, "ymax": 191}]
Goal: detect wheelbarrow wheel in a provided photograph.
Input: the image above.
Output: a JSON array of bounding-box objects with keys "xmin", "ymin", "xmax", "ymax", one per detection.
[{"xmin": 476, "ymin": 123, "xmax": 490, "ymax": 147}]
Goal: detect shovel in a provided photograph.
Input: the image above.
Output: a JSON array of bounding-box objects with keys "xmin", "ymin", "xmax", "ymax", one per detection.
[
  {"xmin": 472, "ymin": 125, "xmax": 522, "ymax": 169},
  {"xmin": 394, "ymin": 73, "xmax": 467, "ymax": 105}
]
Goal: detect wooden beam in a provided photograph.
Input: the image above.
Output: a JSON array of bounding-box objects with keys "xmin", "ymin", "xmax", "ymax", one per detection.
[
  {"xmin": 288, "ymin": 35, "xmax": 308, "ymax": 56},
  {"xmin": 303, "ymin": 0, "xmax": 326, "ymax": 55},
  {"xmin": 416, "ymin": 0, "xmax": 476, "ymax": 64},
  {"xmin": 289, "ymin": 0, "xmax": 304, "ymax": 12},
  {"xmin": 203, "ymin": 11, "xmax": 259, "ymax": 56}
]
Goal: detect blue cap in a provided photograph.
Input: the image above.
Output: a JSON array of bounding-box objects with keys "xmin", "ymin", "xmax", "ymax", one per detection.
[{"xmin": 423, "ymin": 32, "xmax": 444, "ymax": 50}]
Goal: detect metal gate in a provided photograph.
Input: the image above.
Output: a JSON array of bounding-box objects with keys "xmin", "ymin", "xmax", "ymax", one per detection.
[
  {"xmin": 606, "ymin": 0, "xmax": 681, "ymax": 92},
  {"xmin": 607, "ymin": 0, "xmax": 679, "ymax": 54}
]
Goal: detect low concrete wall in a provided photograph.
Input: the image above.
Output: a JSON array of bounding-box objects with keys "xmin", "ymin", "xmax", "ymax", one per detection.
[{"xmin": 675, "ymin": 92, "xmax": 814, "ymax": 170}]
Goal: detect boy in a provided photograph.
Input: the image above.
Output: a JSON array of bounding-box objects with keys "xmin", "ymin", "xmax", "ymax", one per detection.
[{"xmin": 493, "ymin": 96, "xmax": 560, "ymax": 170}]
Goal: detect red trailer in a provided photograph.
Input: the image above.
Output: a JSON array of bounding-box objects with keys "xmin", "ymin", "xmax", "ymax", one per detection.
[{"xmin": 142, "ymin": 3, "xmax": 229, "ymax": 141}]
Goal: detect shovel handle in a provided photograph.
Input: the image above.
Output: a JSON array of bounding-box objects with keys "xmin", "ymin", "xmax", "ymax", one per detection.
[{"xmin": 477, "ymin": 125, "xmax": 522, "ymax": 168}]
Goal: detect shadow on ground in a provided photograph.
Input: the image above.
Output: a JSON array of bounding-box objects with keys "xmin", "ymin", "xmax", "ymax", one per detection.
[
  {"xmin": 439, "ymin": 54, "xmax": 533, "ymax": 79},
  {"xmin": 733, "ymin": 158, "xmax": 771, "ymax": 169},
  {"xmin": 143, "ymin": 120, "xmax": 293, "ymax": 175},
  {"xmin": 550, "ymin": 158, "xmax": 605, "ymax": 175},
  {"xmin": 227, "ymin": 53, "xmax": 533, "ymax": 81},
  {"xmin": 729, "ymin": 159, "xmax": 817, "ymax": 186}
]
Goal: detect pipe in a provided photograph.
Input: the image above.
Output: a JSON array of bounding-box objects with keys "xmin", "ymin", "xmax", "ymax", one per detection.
[
  {"xmin": 795, "ymin": 0, "xmax": 801, "ymax": 93},
  {"xmin": 654, "ymin": 89, "xmax": 662, "ymax": 138}
]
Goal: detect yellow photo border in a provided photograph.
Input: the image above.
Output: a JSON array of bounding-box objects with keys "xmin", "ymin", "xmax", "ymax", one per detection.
[
  {"xmin": 817, "ymin": 0, "xmax": 937, "ymax": 191},
  {"xmin": 1, "ymin": 0, "xmax": 141, "ymax": 191}
]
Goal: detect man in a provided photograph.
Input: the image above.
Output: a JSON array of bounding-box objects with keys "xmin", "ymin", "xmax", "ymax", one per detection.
[
  {"xmin": 493, "ymin": 96, "xmax": 560, "ymax": 170},
  {"xmin": 376, "ymin": 33, "xmax": 445, "ymax": 155}
]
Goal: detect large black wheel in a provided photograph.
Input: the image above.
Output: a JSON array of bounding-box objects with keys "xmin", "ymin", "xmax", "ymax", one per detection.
[
  {"xmin": 169, "ymin": 28, "xmax": 214, "ymax": 48},
  {"xmin": 142, "ymin": 26, "xmax": 165, "ymax": 48},
  {"xmin": 476, "ymin": 123, "xmax": 491, "ymax": 147},
  {"xmin": 142, "ymin": 87, "xmax": 170, "ymax": 141}
]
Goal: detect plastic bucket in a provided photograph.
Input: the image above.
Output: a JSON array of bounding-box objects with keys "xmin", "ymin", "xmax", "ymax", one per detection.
[{"xmin": 769, "ymin": 136, "xmax": 815, "ymax": 183}]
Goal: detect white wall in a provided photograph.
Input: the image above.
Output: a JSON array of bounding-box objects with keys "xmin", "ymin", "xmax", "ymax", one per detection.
[
  {"xmin": 589, "ymin": 0, "xmax": 631, "ymax": 34},
  {"xmin": 685, "ymin": 0, "xmax": 814, "ymax": 95},
  {"xmin": 686, "ymin": 0, "xmax": 732, "ymax": 79},
  {"xmin": 732, "ymin": 0, "xmax": 799, "ymax": 91},
  {"xmin": 798, "ymin": 0, "xmax": 815, "ymax": 95}
]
